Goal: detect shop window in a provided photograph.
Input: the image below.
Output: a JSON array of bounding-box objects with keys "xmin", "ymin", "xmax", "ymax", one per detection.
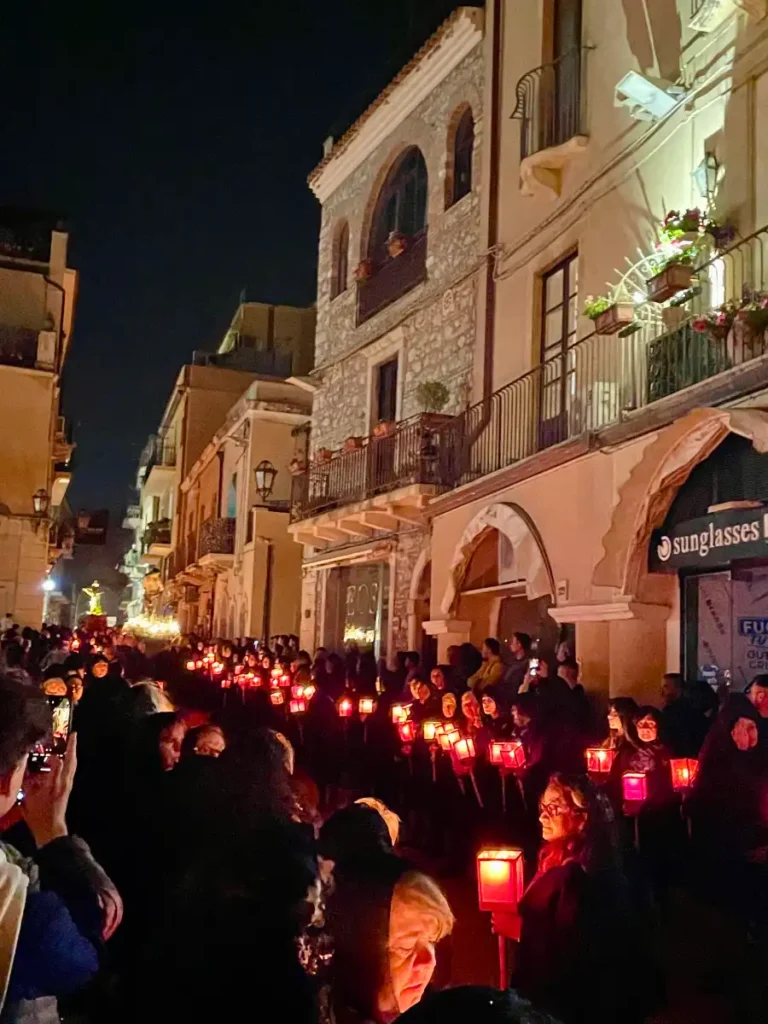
[{"xmin": 539, "ymin": 251, "xmax": 578, "ymax": 448}]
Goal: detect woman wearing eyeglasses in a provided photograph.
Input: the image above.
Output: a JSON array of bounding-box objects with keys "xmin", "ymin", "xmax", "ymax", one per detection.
[{"xmin": 500, "ymin": 773, "xmax": 659, "ymax": 1024}]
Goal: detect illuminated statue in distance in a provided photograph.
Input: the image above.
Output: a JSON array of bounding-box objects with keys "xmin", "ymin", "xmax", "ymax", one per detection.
[{"xmin": 82, "ymin": 580, "xmax": 104, "ymax": 616}]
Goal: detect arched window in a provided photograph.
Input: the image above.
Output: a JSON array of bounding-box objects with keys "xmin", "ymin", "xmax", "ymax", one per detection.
[
  {"xmin": 448, "ymin": 107, "xmax": 474, "ymax": 207},
  {"xmin": 367, "ymin": 146, "xmax": 428, "ymax": 266},
  {"xmin": 330, "ymin": 220, "xmax": 349, "ymax": 300}
]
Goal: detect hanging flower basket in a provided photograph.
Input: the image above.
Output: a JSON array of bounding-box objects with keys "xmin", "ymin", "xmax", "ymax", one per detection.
[
  {"xmin": 645, "ymin": 263, "xmax": 695, "ymax": 304},
  {"xmin": 343, "ymin": 435, "xmax": 364, "ymax": 452},
  {"xmin": 387, "ymin": 231, "xmax": 408, "ymax": 259},
  {"xmin": 593, "ymin": 302, "xmax": 635, "ymax": 335},
  {"xmin": 373, "ymin": 420, "xmax": 395, "ymax": 439},
  {"xmin": 354, "ymin": 259, "xmax": 374, "ymax": 283},
  {"xmin": 313, "ymin": 447, "xmax": 333, "ymax": 464},
  {"xmin": 289, "ymin": 457, "xmax": 307, "ymax": 476}
]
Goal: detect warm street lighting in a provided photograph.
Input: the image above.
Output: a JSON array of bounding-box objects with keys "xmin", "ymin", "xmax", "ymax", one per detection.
[
  {"xmin": 33, "ymin": 489, "xmax": 50, "ymax": 515},
  {"xmin": 41, "ymin": 578, "xmax": 56, "ymax": 593},
  {"xmin": 476, "ymin": 848, "xmax": 525, "ymax": 912},
  {"xmin": 671, "ymin": 758, "xmax": 699, "ymax": 791},
  {"xmin": 254, "ymin": 460, "xmax": 278, "ymax": 502}
]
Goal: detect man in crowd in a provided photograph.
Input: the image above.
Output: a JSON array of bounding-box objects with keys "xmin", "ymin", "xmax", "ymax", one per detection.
[
  {"xmin": 469, "ymin": 638, "xmax": 505, "ymax": 693},
  {"xmin": 660, "ymin": 671, "xmax": 707, "ymax": 757}
]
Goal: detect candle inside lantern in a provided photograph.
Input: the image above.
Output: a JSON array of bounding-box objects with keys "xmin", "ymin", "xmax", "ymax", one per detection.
[
  {"xmin": 212, "ymin": 662, "xmax": 224, "ymax": 675},
  {"xmin": 586, "ymin": 747, "xmax": 615, "ymax": 773},
  {"xmin": 359, "ymin": 697, "xmax": 376, "ymax": 716},
  {"xmin": 391, "ymin": 704, "xmax": 409, "ymax": 724},
  {"xmin": 622, "ymin": 771, "xmax": 648, "ymax": 802},
  {"xmin": 422, "ymin": 720, "xmax": 440, "ymax": 742},
  {"xmin": 291, "ymin": 684, "xmax": 305, "ymax": 699},
  {"xmin": 476, "ymin": 848, "xmax": 525, "ymax": 912},
  {"xmin": 280, "ymin": 674, "xmax": 291, "ymax": 687},
  {"xmin": 270, "ymin": 690, "xmax": 284, "ymax": 706},
  {"xmin": 453, "ymin": 737, "xmax": 476, "ymax": 762},
  {"xmin": 289, "ymin": 698, "xmax": 307, "ymax": 715},
  {"xmin": 398, "ymin": 721, "xmax": 416, "ymax": 743},
  {"xmin": 303, "ymin": 684, "xmax": 316, "ymax": 700},
  {"xmin": 186, "ymin": 660, "xmax": 196, "ymax": 671},
  {"xmin": 489, "ymin": 740, "xmax": 526, "ymax": 769},
  {"xmin": 670, "ymin": 758, "xmax": 699, "ymax": 791},
  {"xmin": 337, "ymin": 698, "xmax": 353, "ymax": 718}
]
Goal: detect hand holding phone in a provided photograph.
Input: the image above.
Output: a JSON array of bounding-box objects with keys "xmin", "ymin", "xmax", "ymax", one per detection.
[{"xmin": 23, "ymin": 733, "xmax": 77, "ymax": 849}]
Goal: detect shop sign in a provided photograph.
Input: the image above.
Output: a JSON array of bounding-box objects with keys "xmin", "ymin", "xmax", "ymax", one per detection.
[{"xmin": 649, "ymin": 505, "xmax": 768, "ymax": 572}]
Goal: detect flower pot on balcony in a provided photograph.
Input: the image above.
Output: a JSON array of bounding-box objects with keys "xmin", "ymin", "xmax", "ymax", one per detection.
[
  {"xmin": 387, "ymin": 231, "xmax": 408, "ymax": 258},
  {"xmin": 373, "ymin": 420, "xmax": 395, "ymax": 439},
  {"xmin": 354, "ymin": 259, "xmax": 374, "ymax": 283},
  {"xmin": 289, "ymin": 457, "xmax": 307, "ymax": 476},
  {"xmin": 645, "ymin": 263, "xmax": 695, "ymax": 303},
  {"xmin": 343, "ymin": 436, "xmax": 364, "ymax": 452},
  {"xmin": 314, "ymin": 447, "xmax": 333, "ymax": 464},
  {"xmin": 593, "ymin": 302, "xmax": 635, "ymax": 336}
]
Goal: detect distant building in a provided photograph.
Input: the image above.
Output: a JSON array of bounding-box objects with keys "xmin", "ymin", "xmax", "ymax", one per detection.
[{"xmin": 0, "ymin": 208, "xmax": 76, "ymax": 625}]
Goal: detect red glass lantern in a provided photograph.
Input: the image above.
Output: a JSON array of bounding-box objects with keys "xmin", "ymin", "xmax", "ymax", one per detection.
[
  {"xmin": 212, "ymin": 662, "xmax": 224, "ymax": 675},
  {"xmin": 437, "ymin": 731, "xmax": 453, "ymax": 751},
  {"xmin": 234, "ymin": 665, "xmax": 243, "ymax": 675},
  {"xmin": 280, "ymin": 674, "xmax": 291, "ymax": 687},
  {"xmin": 291, "ymin": 684, "xmax": 305, "ymax": 699},
  {"xmin": 186, "ymin": 660, "xmax": 196, "ymax": 671},
  {"xmin": 398, "ymin": 721, "xmax": 416, "ymax": 743},
  {"xmin": 476, "ymin": 848, "xmax": 525, "ymax": 912},
  {"xmin": 622, "ymin": 772, "xmax": 648, "ymax": 802},
  {"xmin": 359, "ymin": 697, "xmax": 376, "ymax": 716},
  {"xmin": 270, "ymin": 690, "xmax": 284, "ymax": 706},
  {"xmin": 453, "ymin": 737, "xmax": 476, "ymax": 762},
  {"xmin": 670, "ymin": 758, "xmax": 699, "ymax": 791},
  {"xmin": 391, "ymin": 704, "xmax": 409, "ymax": 724},
  {"xmin": 489, "ymin": 740, "xmax": 526, "ymax": 769},
  {"xmin": 303, "ymin": 684, "xmax": 316, "ymax": 700},
  {"xmin": 586, "ymin": 747, "xmax": 616, "ymax": 773},
  {"xmin": 289, "ymin": 698, "xmax": 307, "ymax": 715},
  {"xmin": 422, "ymin": 720, "xmax": 440, "ymax": 742},
  {"xmin": 195, "ymin": 660, "xmax": 203, "ymax": 670},
  {"xmin": 337, "ymin": 698, "xmax": 354, "ymax": 718}
]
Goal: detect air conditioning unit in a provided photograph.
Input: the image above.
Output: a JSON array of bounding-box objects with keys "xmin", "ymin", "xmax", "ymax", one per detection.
[{"xmin": 615, "ymin": 72, "xmax": 686, "ymax": 122}]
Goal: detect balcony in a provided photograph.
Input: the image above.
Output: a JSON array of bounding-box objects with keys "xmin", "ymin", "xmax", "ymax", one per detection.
[
  {"xmin": 689, "ymin": 0, "xmax": 765, "ymax": 31},
  {"xmin": 0, "ymin": 325, "xmax": 58, "ymax": 372},
  {"xmin": 357, "ymin": 230, "xmax": 428, "ymax": 324},
  {"xmin": 511, "ymin": 48, "xmax": 589, "ymax": 197},
  {"xmin": 139, "ymin": 435, "xmax": 176, "ymax": 478},
  {"xmin": 289, "ymin": 414, "xmax": 456, "ymax": 544},
  {"xmin": 197, "ymin": 516, "xmax": 236, "ymax": 570},
  {"xmin": 439, "ymin": 226, "xmax": 768, "ymax": 491}
]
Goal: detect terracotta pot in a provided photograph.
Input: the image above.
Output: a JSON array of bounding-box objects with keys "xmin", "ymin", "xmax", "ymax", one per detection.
[
  {"xmin": 373, "ymin": 420, "xmax": 395, "ymax": 439},
  {"xmin": 593, "ymin": 302, "xmax": 635, "ymax": 336},
  {"xmin": 354, "ymin": 259, "xmax": 373, "ymax": 282},
  {"xmin": 645, "ymin": 263, "xmax": 695, "ymax": 303},
  {"xmin": 289, "ymin": 458, "xmax": 306, "ymax": 476},
  {"xmin": 343, "ymin": 436, "xmax": 363, "ymax": 452},
  {"xmin": 314, "ymin": 447, "xmax": 333, "ymax": 463}
]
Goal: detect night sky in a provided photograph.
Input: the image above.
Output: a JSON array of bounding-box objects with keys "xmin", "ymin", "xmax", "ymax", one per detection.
[{"xmin": 3, "ymin": 0, "xmax": 472, "ymax": 517}]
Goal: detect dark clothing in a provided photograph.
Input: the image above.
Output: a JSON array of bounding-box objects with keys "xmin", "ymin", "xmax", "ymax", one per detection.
[
  {"xmin": 660, "ymin": 697, "xmax": 707, "ymax": 757},
  {"xmin": 514, "ymin": 859, "xmax": 656, "ymax": 1023}
]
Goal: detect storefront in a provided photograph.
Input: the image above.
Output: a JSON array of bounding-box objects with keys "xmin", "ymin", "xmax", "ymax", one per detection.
[
  {"xmin": 323, "ymin": 562, "xmax": 391, "ymax": 658},
  {"xmin": 648, "ymin": 434, "xmax": 768, "ymax": 690}
]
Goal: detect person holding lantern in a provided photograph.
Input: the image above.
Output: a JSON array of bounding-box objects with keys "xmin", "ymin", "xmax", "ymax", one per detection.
[
  {"xmin": 480, "ymin": 685, "xmax": 515, "ymax": 740},
  {"xmin": 409, "ymin": 678, "xmax": 442, "ymax": 724},
  {"xmin": 503, "ymin": 773, "xmax": 658, "ymax": 1024}
]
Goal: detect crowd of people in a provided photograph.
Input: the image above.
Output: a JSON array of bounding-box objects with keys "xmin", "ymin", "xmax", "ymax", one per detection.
[{"xmin": 0, "ymin": 619, "xmax": 766, "ymax": 1023}]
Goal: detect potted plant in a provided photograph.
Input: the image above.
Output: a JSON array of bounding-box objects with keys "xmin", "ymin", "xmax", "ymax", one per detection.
[
  {"xmin": 313, "ymin": 447, "xmax": 333, "ymax": 464},
  {"xmin": 387, "ymin": 230, "xmax": 408, "ymax": 258},
  {"xmin": 343, "ymin": 435, "xmax": 364, "ymax": 452},
  {"xmin": 289, "ymin": 456, "xmax": 307, "ymax": 476},
  {"xmin": 354, "ymin": 258, "xmax": 374, "ymax": 283},
  {"xmin": 373, "ymin": 420, "xmax": 395, "ymax": 439},
  {"xmin": 583, "ymin": 294, "xmax": 635, "ymax": 335},
  {"xmin": 415, "ymin": 380, "xmax": 450, "ymax": 414},
  {"xmin": 645, "ymin": 245, "xmax": 698, "ymax": 303}
]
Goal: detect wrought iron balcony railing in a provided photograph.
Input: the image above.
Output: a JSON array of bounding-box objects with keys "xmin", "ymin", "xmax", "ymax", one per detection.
[
  {"xmin": 139, "ymin": 434, "xmax": 177, "ymax": 477},
  {"xmin": 290, "ymin": 413, "xmax": 456, "ymax": 522},
  {"xmin": 443, "ymin": 225, "xmax": 768, "ymax": 488},
  {"xmin": 144, "ymin": 520, "xmax": 172, "ymax": 549},
  {"xmin": 357, "ymin": 230, "xmax": 428, "ymax": 324},
  {"xmin": 511, "ymin": 47, "xmax": 588, "ymax": 162},
  {"xmin": 198, "ymin": 517, "xmax": 236, "ymax": 557}
]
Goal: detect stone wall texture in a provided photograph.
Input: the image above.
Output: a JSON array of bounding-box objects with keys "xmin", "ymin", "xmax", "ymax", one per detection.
[{"xmin": 310, "ymin": 39, "xmax": 485, "ymax": 453}]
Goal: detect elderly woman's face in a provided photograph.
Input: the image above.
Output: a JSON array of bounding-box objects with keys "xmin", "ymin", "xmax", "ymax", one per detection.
[
  {"xmin": 91, "ymin": 660, "xmax": 109, "ymax": 679},
  {"xmin": 159, "ymin": 721, "xmax": 187, "ymax": 771},
  {"xmin": 635, "ymin": 714, "xmax": 657, "ymax": 744},
  {"xmin": 384, "ymin": 890, "xmax": 438, "ymax": 1017},
  {"xmin": 194, "ymin": 727, "xmax": 226, "ymax": 758},
  {"xmin": 732, "ymin": 717, "xmax": 758, "ymax": 751},
  {"xmin": 462, "ymin": 693, "xmax": 480, "ymax": 723},
  {"xmin": 539, "ymin": 782, "xmax": 585, "ymax": 843},
  {"xmin": 442, "ymin": 693, "xmax": 456, "ymax": 719},
  {"xmin": 481, "ymin": 695, "xmax": 497, "ymax": 718}
]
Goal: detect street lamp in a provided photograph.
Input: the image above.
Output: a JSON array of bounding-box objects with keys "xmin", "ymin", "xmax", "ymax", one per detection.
[
  {"xmin": 33, "ymin": 489, "xmax": 50, "ymax": 516},
  {"xmin": 41, "ymin": 578, "xmax": 56, "ymax": 593},
  {"xmin": 254, "ymin": 460, "xmax": 277, "ymax": 502}
]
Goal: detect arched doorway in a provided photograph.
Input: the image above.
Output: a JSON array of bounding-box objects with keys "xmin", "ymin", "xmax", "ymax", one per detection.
[
  {"xmin": 409, "ymin": 554, "xmax": 436, "ymax": 667},
  {"xmin": 442, "ymin": 502, "xmax": 560, "ymax": 656}
]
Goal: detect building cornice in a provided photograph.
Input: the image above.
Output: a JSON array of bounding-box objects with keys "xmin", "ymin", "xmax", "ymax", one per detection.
[{"xmin": 309, "ymin": 7, "xmax": 483, "ymax": 203}]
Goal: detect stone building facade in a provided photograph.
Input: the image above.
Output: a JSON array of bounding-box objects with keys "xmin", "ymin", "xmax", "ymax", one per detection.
[{"xmin": 291, "ymin": 7, "xmax": 486, "ymax": 660}]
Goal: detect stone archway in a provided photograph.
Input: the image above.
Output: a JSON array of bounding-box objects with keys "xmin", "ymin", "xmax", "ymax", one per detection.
[
  {"xmin": 440, "ymin": 502, "xmax": 556, "ymax": 617},
  {"xmin": 593, "ymin": 406, "xmax": 768, "ymax": 601}
]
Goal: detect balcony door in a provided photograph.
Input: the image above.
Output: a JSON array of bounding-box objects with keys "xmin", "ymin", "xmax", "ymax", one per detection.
[
  {"xmin": 544, "ymin": 0, "xmax": 582, "ymax": 150},
  {"xmin": 370, "ymin": 356, "xmax": 399, "ymax": 493},
  {"xmin": 539, "ymin": 252, "xmax": 578, "ymax": 449}
]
